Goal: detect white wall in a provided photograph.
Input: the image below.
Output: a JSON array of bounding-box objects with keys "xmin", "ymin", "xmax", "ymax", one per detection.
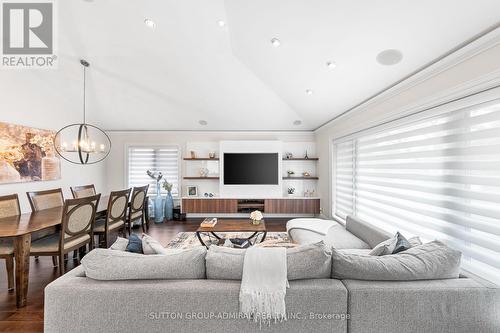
[
  {"xmin": 0, "ymin": 66, "xmax": 107, "ymax": 213},
  {"xmin": 315, "ymin": 33, "xmax": 500, "ymax": 218},
  {"xmin": 104, "ymin": 131, "xmax": 316, "ymax": 199}
]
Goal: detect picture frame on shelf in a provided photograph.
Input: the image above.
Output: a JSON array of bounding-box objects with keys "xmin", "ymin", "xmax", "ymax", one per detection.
[{"xmin": 187, "ymin": 185, "xmax": 198, "ymax": 197}]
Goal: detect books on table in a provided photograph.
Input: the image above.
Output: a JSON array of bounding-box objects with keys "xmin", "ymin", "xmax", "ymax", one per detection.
[{"xmin": 200, "ymin": 218, "xmax": 218, "ymax": 228}]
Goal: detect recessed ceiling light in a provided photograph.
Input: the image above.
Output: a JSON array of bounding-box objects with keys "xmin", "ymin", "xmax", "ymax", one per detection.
[
  {"xmin": 293, "ymin": 120, "xmax": 302, "ymax": 126},
  {"xmin": 326, "ymin": 61, "xmax": 337, "ymax": 69},
  {"xmin": 217, "ymin": 20, "xmax": 226, "ymax": 27},
  {"xmin": 376, "ymin": 49, "xmax": 403, "ymax": 66},
  {"xmin": 270, "ymin": 38, "xmax": 281, "ymax": 47},
  {"xmin": 144, "ymin": 18, "xmax": 156, "ymax": 29},
  {"xmin": 199, "ymin": 120, "xmax": 208, "ymax": 126},
  {"xmin": 305, "ymin": 89, "xmax": 313, "ymax": 95}
]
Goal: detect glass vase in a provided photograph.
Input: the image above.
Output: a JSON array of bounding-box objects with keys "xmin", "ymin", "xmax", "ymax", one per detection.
[
  {"xmin": 154, "ymin": 182, "xmax": 164, "ymax": 223},
  {"xmin": 164, "ymin": 191, "xmax": 174, "ymax": 221}
]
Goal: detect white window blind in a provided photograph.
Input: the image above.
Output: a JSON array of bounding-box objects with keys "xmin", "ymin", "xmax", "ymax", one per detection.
[
  {"xmin": 333, "ymin": 98, "xmax": 500, "ymax": 285},
  {"xmin": 127, "ymin": 147, "xmax": 180, "ymax": 196}
]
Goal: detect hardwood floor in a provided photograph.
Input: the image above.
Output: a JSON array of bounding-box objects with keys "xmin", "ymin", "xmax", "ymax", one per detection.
[{"xmin": 0, "ymin": 219, "xmax": 287, "ymax": 333}]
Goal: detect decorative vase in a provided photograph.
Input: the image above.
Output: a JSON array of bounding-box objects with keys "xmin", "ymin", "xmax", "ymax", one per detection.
[
  {"xmin": 164, "ymin": 191, "xmax": 174, "ymax": 221},
  {"xmin": 154, "ymin": 182, "xmax": 164, "ymax": 223},
  {"xmin": 41, "ymin": 152, "xmax": 60, "ymax": 181}
]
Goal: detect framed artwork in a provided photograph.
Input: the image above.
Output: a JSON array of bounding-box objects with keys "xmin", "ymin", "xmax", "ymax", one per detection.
[
  {"xmin": 186, "ymin": 185, "xmax": 198, "ymax": 197},
  {"xmin": 0, "ymin": 122, "xmax": 61, "ymax": 184}
]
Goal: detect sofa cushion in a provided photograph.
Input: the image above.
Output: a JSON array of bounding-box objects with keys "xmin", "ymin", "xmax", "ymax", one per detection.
[
  {"xmin": 206, "ymin": 242, "xmax": 332, "ymax": 280},
  {"xmin": 81, "ymin": 247, "xmax": 207, "ymax": 280},
  {"xmin": 324, "ymin": 224, "xmax": 370, "ymax": 249},
  {"xmin": 286, "ymin": 218, "xmax": 338, "ymax": 236},
  {"xmin": 343, "ymin": 278, "xmax": 500, "ymax": 333},
  {"xmin": 346, "ymin": 215, "xmax": 392, "ymax": 248},
  {"xmin": 331, "ymin": 241, "xmax": 462, "ymax": 280}
]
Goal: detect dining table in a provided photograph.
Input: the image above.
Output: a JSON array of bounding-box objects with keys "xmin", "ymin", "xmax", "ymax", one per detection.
[{"xmin": 0, "ymin": 195, "xmax": 147, "ymax": 308}]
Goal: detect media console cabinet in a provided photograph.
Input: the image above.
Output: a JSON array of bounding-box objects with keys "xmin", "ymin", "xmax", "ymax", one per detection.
[{"xmin": 181, "ymin": 198, "xmax": 320, "ymax": 215}]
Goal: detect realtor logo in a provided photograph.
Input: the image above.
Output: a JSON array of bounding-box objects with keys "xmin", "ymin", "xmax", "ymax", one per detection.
[{"xmin": 1, "ymin": 1, "xmax": 57, "ymax": 68}]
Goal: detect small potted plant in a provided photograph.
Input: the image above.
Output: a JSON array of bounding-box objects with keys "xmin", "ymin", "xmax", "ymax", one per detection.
[
  {"xmin": 287, "ymin": 187, "xmax": 295, "ymax": 197},
  {"xmin": 250, "ymin": 210, "xmax": 263, "ymax": 225},
  {"xmin": 287, "ymin": 170, "xmax": 295, "ymax": 177}
]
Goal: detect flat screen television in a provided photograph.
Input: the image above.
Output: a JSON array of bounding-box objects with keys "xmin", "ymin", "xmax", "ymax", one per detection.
[{"xmin": 223, "ymin": 153, "xmax": 279, "ymax": 185}]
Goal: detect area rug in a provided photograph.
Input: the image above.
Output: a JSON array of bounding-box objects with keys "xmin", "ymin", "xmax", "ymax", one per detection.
[{"xmin": 166, "ymin": 232, "xmax": 291, "ymax": 249}]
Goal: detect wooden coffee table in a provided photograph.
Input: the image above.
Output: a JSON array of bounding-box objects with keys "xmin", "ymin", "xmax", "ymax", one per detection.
[{"xmin": 196, "ymin": 219, "xmax": 267, "ymax": 248}]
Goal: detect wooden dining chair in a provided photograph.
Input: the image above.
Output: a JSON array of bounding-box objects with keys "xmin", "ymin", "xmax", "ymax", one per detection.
[
  {"xmin": 29, "ymin": 194, "xmax": 101, "ymax": 276},
  {"xmin": 0, "ymin": 194, "xmax": 20, "ymax": 291},
  {"xmin": 94, "ymin": 189, "xmax": 131, "ymax": 248},
  {"xmin": 70, "ymin": 184, "xmax": 96, "ymax": 199},
  {"xmin": 127, "ymin": 185, "xmax": 149, "ymax": 235},
  {"xmin": 26, "ymin": 188, "xmax": 65, "ymax": 264}
]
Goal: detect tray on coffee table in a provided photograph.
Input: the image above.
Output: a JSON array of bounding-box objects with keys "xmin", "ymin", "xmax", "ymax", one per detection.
[{"xmin": 196, "ymin": 219, "xmax": 267, "ymax": 248}]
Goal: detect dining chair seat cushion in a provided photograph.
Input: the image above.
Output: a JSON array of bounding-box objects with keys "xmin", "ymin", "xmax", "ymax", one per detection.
[
  {"xmin": 93, "ymin": 219, "xmax": 125, "ymax": 233},
  {"xmin": 0, "ymin": 238, "xmax": 14, "ymax": 255},
  {"xmin": 30, "ymin": 233, "xmax": 90, "ymax": 253},
  {"xmin": 130, "ymin": 211, "xmax": 143, "ymax": 221}
]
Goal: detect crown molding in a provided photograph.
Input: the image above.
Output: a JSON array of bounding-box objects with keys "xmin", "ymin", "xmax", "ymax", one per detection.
[{"xmin": 315, "ymin": 23, "xmax": 500, "ymax": 132}]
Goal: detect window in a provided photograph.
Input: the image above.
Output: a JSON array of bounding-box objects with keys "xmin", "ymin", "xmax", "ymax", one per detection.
[
  {"xmin": 127, "ymin": 146, "xmax": 180, "ymax": 196},
  {"xmin": 333, "ymin": 97, "xmax": 500, "ymax": 285}
]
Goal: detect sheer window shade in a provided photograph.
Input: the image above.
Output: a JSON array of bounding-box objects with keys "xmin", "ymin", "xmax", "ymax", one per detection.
[
  {"xmin": 128, "ymin": 147, "xmax": 180, "ymax": 196},
  {"xmin": 333, "ymin": 98, "xmax": 500, "ymax": 285}
]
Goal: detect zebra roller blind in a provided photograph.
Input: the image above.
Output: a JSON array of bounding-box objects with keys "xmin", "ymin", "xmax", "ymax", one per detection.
[
  {"xmin": 334, "ymin": 97, "xmax": 500, "ymax": 285},
  {"xmin": 128, "ymin": 146, "xmax": 180, "ymax": 196}
]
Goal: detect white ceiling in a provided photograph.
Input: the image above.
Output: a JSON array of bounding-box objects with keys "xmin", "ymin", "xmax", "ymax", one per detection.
[{"xmin": 2, "ymin": 0, "xmax": 500, "ymax": 131}]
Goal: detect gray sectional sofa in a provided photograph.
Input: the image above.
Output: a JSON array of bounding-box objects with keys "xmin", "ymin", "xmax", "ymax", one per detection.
[{"xmin": 44, "ymin": 216, "xmax": 500, "ymax": 333}]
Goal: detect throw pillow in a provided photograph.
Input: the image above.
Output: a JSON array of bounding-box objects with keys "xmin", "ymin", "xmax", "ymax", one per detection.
[
  {"xmin": 392, "ymin": 232, "xmax": 412, "ymax": 254},
  {"xmin": 331, "ymin": 240, "xmax": 462, "ymax": 280},
  {"xmin": 408, "ymin": 236, "xmax": 422, "ymax": 247},
  {"xmin": 126, "ymin": 234, "xmax": 143, "ymax": 254},
  {"xmin": 142, "ymin": 234, "xmax": 168, "ymax": 255},
  {"xmin": 368, "ymin": 234, "xmax": 398, "ymax": 256},
  {"xmin": 110, "ymin": 237, "xmax": 129, "ymax": 251}
]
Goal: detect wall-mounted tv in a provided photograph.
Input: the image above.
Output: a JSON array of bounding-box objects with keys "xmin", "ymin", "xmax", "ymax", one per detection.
[{"xmin": 223, "ymin": 153, "xmax": 279, "ymax": 185}]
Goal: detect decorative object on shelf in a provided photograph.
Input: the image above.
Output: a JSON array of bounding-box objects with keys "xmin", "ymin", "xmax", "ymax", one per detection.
[
  {"xmin": 287, "ymin": 170, "xmax": 295, "ymax": 176},
  {"xmin": 209, "ymin": 152, "xmax": 216, "ymax": 159},
  {"xmin": 187, "ymin": 185, "xmax": 198, "ymax": 197},
  {"xmin": 190, "ymin": 151, "xmax": 196, "ymax": 159},
  {"xmin": 302, "ymin": 171, "xmax": 311, "ymax": 177},
  {"xmin": 304, "ymin": 150, "xmax": 309, "ymax": 159},
  {"xmin": 204, "ymin": 192, "xmax": 216, "ymax": 197},
  {"xmin": 199, "ymin": 167, "xmax": 209, "ymax": 177},
  {"xmin": 147, "ymin": 170, "xmax": 164, "ymax": 223},
  {"xmin": 287, "ymin": 187, "xmax": 295, "ymax": 196},
  {"xmin": 284, "ymin": 152, "xmax": 293, "ymax": 159},
  {"xmin": 250, "ymin": 210, "xmax": 263, "ymax": 225},
  {"xmin": 163, "ymin": 180, "xmax": 174, "ymax": 221},
  {"xmin": 53, "ymin": 60, "xmax": 111, "ymax": 165},
  {"xmin": 0, "ymin": 122, "xmax": 61, "ymax": 184},
  {"xmin": 173, "ymin": 206, "xmax": 186, "ymax": 221}
]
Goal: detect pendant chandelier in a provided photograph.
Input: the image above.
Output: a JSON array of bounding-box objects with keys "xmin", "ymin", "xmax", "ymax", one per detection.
[{"xmin": 53, "ymin": 59, "xmax": 111, "ymax": 165}]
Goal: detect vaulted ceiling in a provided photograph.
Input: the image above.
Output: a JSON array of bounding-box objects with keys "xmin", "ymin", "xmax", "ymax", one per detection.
[{"xmin": 2, "ymin": 0, "xmax": 500, "ymax": 131}]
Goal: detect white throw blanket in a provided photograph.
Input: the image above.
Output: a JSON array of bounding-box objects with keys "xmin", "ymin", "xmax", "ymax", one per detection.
[{"xmin": 239, "ymin": 247, "xmax": 288, "ymax": 324}]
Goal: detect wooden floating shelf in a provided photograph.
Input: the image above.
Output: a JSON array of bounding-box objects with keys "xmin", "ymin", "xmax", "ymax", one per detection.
[
  {"xmin": 283, "ymin": 176, "xmax": 319, "ymax": 180},
  {"xmin": 283, "ymin": 158, "xmax": 319, "ymax": 161},
  {"xmin": 183, "ymin": 176, "xmax": 220, "ymax": 180},
  {"xmin": 184, "ymin": 158, "xmax": 219, "ymax": 161}
]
